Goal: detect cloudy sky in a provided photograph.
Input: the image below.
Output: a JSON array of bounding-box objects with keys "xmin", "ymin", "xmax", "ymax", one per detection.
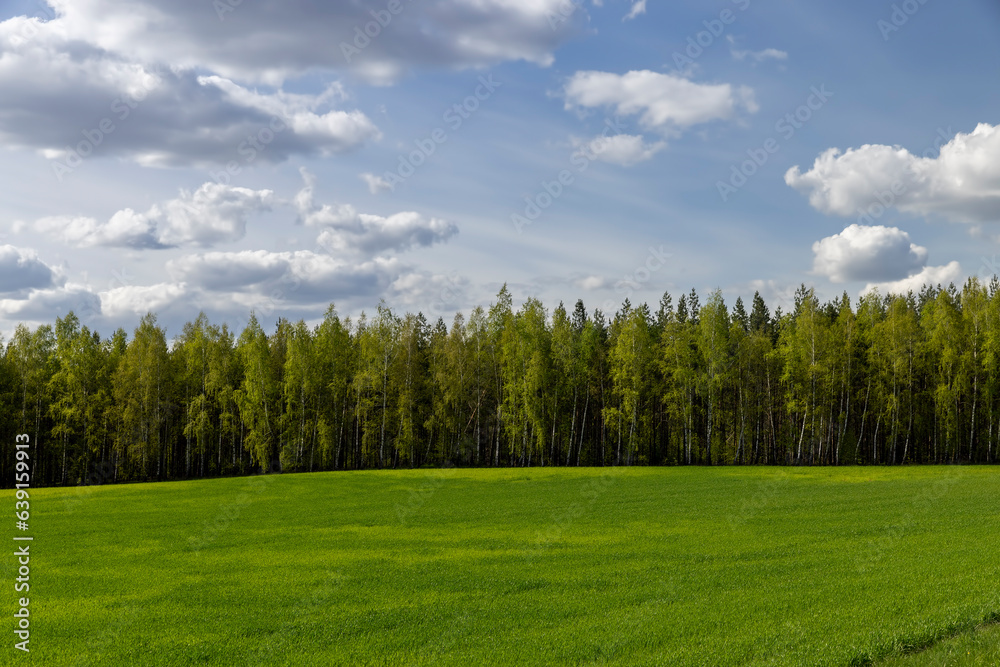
[{"xmin": 2, "ymin": 0, "xmax": 1000, "ymax": 337}]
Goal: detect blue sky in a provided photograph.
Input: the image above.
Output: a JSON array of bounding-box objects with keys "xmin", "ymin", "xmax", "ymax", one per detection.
[{"xmin": 1, "ymin": 0, "xmax": 999, "ymax": 337}]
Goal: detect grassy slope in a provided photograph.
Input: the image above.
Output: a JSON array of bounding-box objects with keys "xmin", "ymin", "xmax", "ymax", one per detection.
[{"xmin": 6, "ymin": 466, "xmax": 1000, "ymax": 666}]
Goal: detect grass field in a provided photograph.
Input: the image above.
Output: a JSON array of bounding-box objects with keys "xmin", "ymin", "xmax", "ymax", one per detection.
[
  {"xmin": 886, "ymin": 623, "xmax": 1000, "ymax": 666},
  {"xmin": 7, "ymin": 466, "xmax": 1000, "ymax": 665}
]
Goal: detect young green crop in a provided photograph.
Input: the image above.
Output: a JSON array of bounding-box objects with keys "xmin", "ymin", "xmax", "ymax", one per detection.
[
  {"xmin": 8, "ymin": 467, "xmax": 1000, "ymax": 665},
  {"xmin": 881, "ymin": 623, "xmax": 1000, "ymax": 666}
]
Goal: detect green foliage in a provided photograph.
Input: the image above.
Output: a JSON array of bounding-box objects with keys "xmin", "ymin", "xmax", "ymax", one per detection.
[
  {"xmin": 234, "ymin": 312, "xmax": 278, "ymax": 472},
  {"xmin": 7, "ymin": 280, "xmax": 1000, "ymax": 485},
  {"xmin": 114, "ymin": 313, "xmax": 170, "ymax": 479}
]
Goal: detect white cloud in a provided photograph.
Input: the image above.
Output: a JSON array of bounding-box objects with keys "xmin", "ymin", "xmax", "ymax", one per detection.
[
  {"xmin": 42, "ymin": 0, "xmax": 582, "ymax": 85},
  {"xmin": 786, "ymin": 123, "xmax": 1000, "ymax": 224},
  {"xmin": 0, "ymin": 21, "xmax": 380, "ymax": 168},
  {"xmin": 573, "ymin": 133, "xmax": 666, "ymax": 166},
  {"xmin": 199, "ymin": 77, "xmax": 381, "ymax": 159},
  {"xmin": 564, "ymin": 70, "xmax": 756, "ymax": 135},
  {"xmin": 726, "ymin": 36, "xmax": 788, "ymax": 64},
  {"xmin": 0, "ymin": 245, "xmax": 61, "ymax": 296},
  {"xmin": 315, "ymin": 214, "xmax": 458, "ymax": 256},
  {"xmin": 295, "ymin": 169, "xmax": 458, "ymax": 255},
  {"xmin": 623, "ymin": 0, "xmax": 647, "ymax": 21},
  {"xmin": 33, "ymin": 183, "xmax": 274, "ymax": 249},
  {"xmin": 35, "ymin": 214, "xmax": 161, "ymax": 250},
  {"xmin": 167, "ymin": 251, "xmax": 289, "ymax": 292},
  {"xmin": 360, "ymin": 172, "xmax": 394, "ymax": 195},
  {"xmin": 731, "ymin": 47, "xmax": 788, "ymax": 63},
  {"xmin": 294, "ymin": 169, "xmax": 360, "ymax": 228},
  {"xmin": 0, "ymin": 283, "xmax": 100, "ymax": 324},
  {"xmin": 812, "ymin": 224, "xmax": 928, "ymax": 283},
  {"xmin": 166, "ymin": 250, "xmax": 401, "ymax": 304},
  {"xmin": 577, "ymin": 275, "xmax": 611, "ymax": 290},
  {"xmin": 100, "ymin": 282, "xmax": 189, "ymax": 320},
  {"xmin": 96, "ymin": 251, "xmax": 425, "ymax": 328},
  {"xmin": 863, "ymin": 262, "xmax": 963, "ymax": 296}
]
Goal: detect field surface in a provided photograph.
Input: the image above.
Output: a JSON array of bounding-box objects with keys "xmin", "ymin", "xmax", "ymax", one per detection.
[
  {"xmin": 885, "ymin": 622, "xmax": 1000, "ymax": 666},
  {"xmin": 6, "ymin": 466, "xmax": 1000, "ymax": 666}
]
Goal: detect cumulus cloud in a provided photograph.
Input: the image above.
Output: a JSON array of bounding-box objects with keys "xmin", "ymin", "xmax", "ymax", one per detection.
[
  {"xmin": 100, "ymin": 250, "xmax": 466, "ymax": 328},
  {"xmin": 564, "ymin": 70, "xmax": 757, "ymax": 135},
  {"xmin": 315, "ymin": 215, "xmax": 458, "ymax": 256},
  {"xmin": 573, "ymin": 133, "xmax": 666, "ymax": 166},
  {"xmin": 0, "ymin": 245, "xmax": 61, "ymax": 296},
  {"xmin": 295, "ymin": 169, "xmax": 457, "ymax": 255},
  {"xmin": 99, "ymin": 282, "xmax": 189, "ymax": 321},
  {"xmin": 0, "ymin": 283, "xmax": 100, "ymax": 323},
  {"xmin": 294, "ymin": 169, "xmax": 361, "ymax": 228},
  {"xmin": 90, "ymin": 253, "xmax": 444, "ymax": 329},
  {"xmin": 0, "ymin": 247, "xmax": 455, "ymax": 334},
  {"xmin": 0, "ymin": 244, "xmax": 104, "ymax": 326},
  {"xmin": 166, "ymin": 250, "xmax": 401, "ymax": 304},
  {"xmin": 812, "ymin": 224, "xmax": 929, "ymax": 283},
  {"xmin": 786, "ymin": 123, "xmax": 1000, "ymax": 224},
  {"xmin": 41, "ymin": 0, "xmax": 581, "ymax": 85},
  {"xmin": 0, "ymin": 20, "xmax": 380, "ymax": 169},
  {"xmin": 1, "ymin": 0, "xmax": 578, "ymax": 169},
  {"xmin": 810, "ymin": 224, "xmax": 962, "ymax": 296},
  {"xmin": 863, "ymin": 262, "xmax": 963, "ymax": 296},
  {"xmin": 33, "ymin": 183, "xmax": 274, "ymax": 249}
]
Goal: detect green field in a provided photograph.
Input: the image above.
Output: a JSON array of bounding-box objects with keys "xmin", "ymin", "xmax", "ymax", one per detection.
[
  {"xmin": 8, "ymin": 467, "xmax": 1000, "ymax": 666},
  {"xmin": 886, "ymin": 622, "xmax": 1000, "ymax": 666}
]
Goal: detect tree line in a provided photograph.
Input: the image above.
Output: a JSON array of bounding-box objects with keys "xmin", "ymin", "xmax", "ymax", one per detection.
[{"xmin": 2, "ymin": 278, "xmax": 998, "ymax": 487}]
